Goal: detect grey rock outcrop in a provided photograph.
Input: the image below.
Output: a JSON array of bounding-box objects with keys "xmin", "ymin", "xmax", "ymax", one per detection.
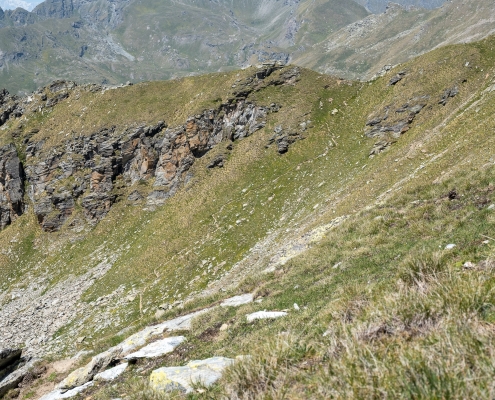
[
  {"xmin": 439, "ymin": 86, "xmax": 459, "ymax": 106},
  {"xmin": 0, "ymin": 144, "xmax": 24, "ymax": 229},
  {"xmin": 0, "ymin": 89, "xmax": 22, "ymax": 126},
  {"xmin": 365, "ymin": 95, "xmax": 428, "ymax": 155},
  {"xmin": 0, "ymin": 349, "xmax": 35, "ymax": 398},
  {"xmin": 0, "ymin": 349, "xmax": 21, "ymax": 371},
  {"xmin": 0, "ymin": 66, "xmax": 295, "ymax": 232},
  {"xmin": 267, "ymin": 124, "xmax": 305, "ymax": 154},
  {"xmin": 389, "ymin": 71, "xmax": 406, "ymax": 86}
]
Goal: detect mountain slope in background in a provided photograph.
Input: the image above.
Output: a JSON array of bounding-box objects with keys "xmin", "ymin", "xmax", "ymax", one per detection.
[
  {"xmin": 299, "ymin": 0, "xmax": 495, "ymax": 80},
  {"xmin": 0, "ymin": 0, "xmax": 369, "ymax": 93},
  {"xmin": 354, "ymin": 0, "xmax": 446, "ymax": 13},
  {"xmin": 0, "ymin": 0, "xmax": 483, "ymax": 94}
]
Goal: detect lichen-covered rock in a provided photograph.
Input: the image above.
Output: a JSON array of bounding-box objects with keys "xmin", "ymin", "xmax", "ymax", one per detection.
[{"xmin": 150, "ymin": 357, "xmax": 234, "ymax": 393}]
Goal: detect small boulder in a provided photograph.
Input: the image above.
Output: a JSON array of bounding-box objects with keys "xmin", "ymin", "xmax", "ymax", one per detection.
[
  {"xmin": 220, "ymin": 294, "xmax": 254, "ymax": 307},
  {"xmin": 439, "ymin": 86, "xmax": 459, "ymax": 106},
  {"xmin": 207, "ymin": 154, "xmax": 224, "ymax": 169},
  {"xmin": 246, "ymin": 311, "xmax": 288, "ymax": 322},
  {"xmin": 389, "ymin": 71, "xmax": 406, "ymax": 86}
]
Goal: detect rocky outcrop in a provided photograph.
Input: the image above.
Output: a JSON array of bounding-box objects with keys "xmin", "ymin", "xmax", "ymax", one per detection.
[
  {"xmin": 0, "ymin": 349, "xmax": 21, "ymax": 372},
  {"xmin": 365, "ymin": 95, "xmax": 428, "ymax": 156},
  {"xmin": 389, "ymin": 71, "xmax": 406, "ymax": 86},
  {"xmin": 0, "ymin": 349, "xmax": 35, "ymax": 398},
  {"xmin": 0, "ymin": 144, "xmax": 24, "ymax": 229},
  {"xmin": 0, "ymin": 67, "xmax": 294, "ymax": 232},
  {"xmin": 439, "ymin": 86, "xmax": 459, "ymax": 106},
  {"xmin": 0, "ymin": 89, "xmax": 22, "ymax": 126},
  {"xmin": 266, "ymin": 122, "xmax": 308, "ymax": 154}
]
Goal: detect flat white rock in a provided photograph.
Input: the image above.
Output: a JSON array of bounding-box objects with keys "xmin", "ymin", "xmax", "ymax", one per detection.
[
  {"xmin": 246, "ymin": 311, "xmax": 288, "ymax": 322},
  {"xmin": 39, "ymin": 381, "xmax": 94, "ymax": 400},
  {"xmin": 120, "ymin": 308, "xmax": 210, "ymax": 355},
  {"xmin": 124, "ymin": 336, "xmax": 185, "ymax": 359},
  {"xmin": 220, "ymin": 293, "xmax": 254, "ymax": 307},
  {"xmin": 94, "ymin": 363, "xmax": 128, "ymax": 381},
  {"xmin": 150, "ymin": 356, "xmax": 234, "ymax": 393}
]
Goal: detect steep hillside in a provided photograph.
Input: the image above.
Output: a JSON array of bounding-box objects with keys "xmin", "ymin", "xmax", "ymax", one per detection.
[{"xmin": 1, "ymin": 34, "xmax": 495, "ymax": 399}]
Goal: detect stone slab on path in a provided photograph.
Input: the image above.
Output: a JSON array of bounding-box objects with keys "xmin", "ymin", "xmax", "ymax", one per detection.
[
  {"xmin": 94, "ymin": 363, "xmax": 128, "ymax": 381},
  {"xmin": 220, "ymin": 294, "xmax": 254, "ymax": 307},
  {"xmin": 124, "ymin": 337, "xmax": 186, "ymax": 360},
  {"xmin": 150, "ymin": 356, "xmax": 234, "ymax": 394},
  {"xmin": 246, "ymin": 311, "xmax": 288, "ymax": 322},
  {"xmin": 120, "ymin": 308, "xmax": 211, "ymax": 355},
  {"xmin": 40, "ymin": 381, "xmax": 94, "ymax": 400}
]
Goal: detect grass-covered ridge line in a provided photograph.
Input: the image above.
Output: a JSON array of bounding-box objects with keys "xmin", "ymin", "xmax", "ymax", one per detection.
[{"xmin": 1, "ymin": 35, "xmax": 495, "ymax": 399}]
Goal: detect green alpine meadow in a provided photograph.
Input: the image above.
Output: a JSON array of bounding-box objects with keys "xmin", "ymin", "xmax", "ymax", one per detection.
[{"xmin": 1, "ymin": 0, "xmax": 495, "ymax": 399}]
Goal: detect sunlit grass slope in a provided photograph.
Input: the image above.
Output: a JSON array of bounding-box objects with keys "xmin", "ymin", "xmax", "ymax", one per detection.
[{"xmin": 2, "ymin": 34, "xmax": 495, "ymax": 399}]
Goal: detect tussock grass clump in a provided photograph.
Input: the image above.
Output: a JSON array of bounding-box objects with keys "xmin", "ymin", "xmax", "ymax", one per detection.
[
  {"xmin": 398, "ymin": 251, "xmax": 446, "ymax": 286},
  {"xmin": 222, "ymin": 334, "xmax": 310, "ymax": 400}
]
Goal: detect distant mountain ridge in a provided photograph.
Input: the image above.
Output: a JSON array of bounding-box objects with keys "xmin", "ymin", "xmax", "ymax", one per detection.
[
  {"xmin": 0, "ymin": 0, "xmax": 490, "ymax": 94},
  {"xmin": 354, "ymin": 0, "xmax": 446, "ymax": 13}
]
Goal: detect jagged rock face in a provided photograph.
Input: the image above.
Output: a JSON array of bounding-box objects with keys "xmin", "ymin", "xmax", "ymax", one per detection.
[
  {"xmin": 0, "ymin": 66, "xmax": 294, "ymax": 232},
  {"xmin": 21, "ymin": 93, "xmax": 270, "ymax": 231},
  {"xmin": 365, "ymin": 95, "xmax": 429, "ymax": 156},
  {"xmin": 0, "ymin": 89, "xmax": 22, "ymax": 125},
  {"xmin": 0, "ymin": 144, "xmax": 24, "ymax": 229}
]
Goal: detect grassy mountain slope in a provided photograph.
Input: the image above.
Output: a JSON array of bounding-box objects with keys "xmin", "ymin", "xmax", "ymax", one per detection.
[{"xmin": 1, "ymin": 33, "xmax": 495, "ymax": 399}]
